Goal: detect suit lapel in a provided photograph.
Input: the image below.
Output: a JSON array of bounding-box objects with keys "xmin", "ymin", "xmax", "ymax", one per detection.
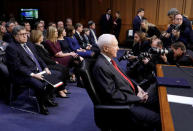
[
  {"xmin": 100, "ymin": 55, "xmax": 132, "ymax": 87},
  {"xmin": 16, "ymin": 42, "xmax": 35, "ymax": 63}
]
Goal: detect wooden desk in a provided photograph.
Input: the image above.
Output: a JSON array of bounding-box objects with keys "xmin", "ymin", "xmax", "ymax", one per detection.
[
  {"xmin": 157, "ymin": 64, "xmax": 193, "ymax": 131},
  {"xmin": 156, "ymin": 64, "xmax": 175, "ymax": 131}
]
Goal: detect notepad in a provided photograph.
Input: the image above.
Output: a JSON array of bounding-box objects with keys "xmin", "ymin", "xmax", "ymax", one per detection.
[
  {"xmin": 156, "ymin": 77, "xmax": 191, "ymax": 88},
  {"xmin": 37, "ymin": 71, "xmax": 63, "ymax": 88}
]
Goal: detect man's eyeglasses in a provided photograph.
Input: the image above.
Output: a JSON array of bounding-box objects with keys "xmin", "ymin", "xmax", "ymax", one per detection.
[{"xmin": 17, "ymin": 33, "xmax": 28, "ymax": 36}]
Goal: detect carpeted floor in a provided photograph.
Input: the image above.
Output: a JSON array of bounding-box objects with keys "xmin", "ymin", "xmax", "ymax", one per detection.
[
  {"xmin": 0, "ymin": 50, "xmax": 128, "ymax": 131},
  {"xmin": 0, "ymin": 83, "xmax": 100, "ymax": 131}
]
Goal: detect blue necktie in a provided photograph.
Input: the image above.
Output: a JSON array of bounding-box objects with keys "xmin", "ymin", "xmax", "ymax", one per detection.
[{"xmin": 23, "ymin": 44, "xmax": 42, "ymax": 72}]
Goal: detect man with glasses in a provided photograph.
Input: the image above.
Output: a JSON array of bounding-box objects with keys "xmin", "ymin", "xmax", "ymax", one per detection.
[
  {"xmin": 170, "ymin": 13, "xmax": 192, "ymax": 47},
  {"xmin": 6, "ymin": 26, "xmax": 60, "ymax": 115}
]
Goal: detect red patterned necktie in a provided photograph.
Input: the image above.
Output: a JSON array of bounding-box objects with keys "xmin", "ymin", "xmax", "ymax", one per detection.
[{"xmin": 111, "ymin": 59, "xmax": 135, "ymax": 92}]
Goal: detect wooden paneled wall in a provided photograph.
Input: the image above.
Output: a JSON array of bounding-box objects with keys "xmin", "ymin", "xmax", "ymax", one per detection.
[{"xmin": 2, "ymin": 0, "xmax": 193, "ymax": 45}]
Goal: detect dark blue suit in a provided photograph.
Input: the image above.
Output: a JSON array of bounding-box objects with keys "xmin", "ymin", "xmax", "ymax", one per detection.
[
  {"xmin": 3, "ymin": 32, "xmax": 14, "ymax": 44},
  {"xmin": 93, "ymin": 54, "xmax": 161, "ymax": 129},
  {"xmin": 133, "ymin": 15, "xmax": 141, "ymax": 34},
  {"xmin": 89, "ymin": 29, "xmax": 97, "ymax": 46},
  {"xmin": 6, "ymin": 41, "xmax": 48, "ymax": 95}
]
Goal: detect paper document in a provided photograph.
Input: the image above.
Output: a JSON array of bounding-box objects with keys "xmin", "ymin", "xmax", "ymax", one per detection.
[{"xmin": 167, "ymin": 94, "xmax": 193, "ymax": 106}]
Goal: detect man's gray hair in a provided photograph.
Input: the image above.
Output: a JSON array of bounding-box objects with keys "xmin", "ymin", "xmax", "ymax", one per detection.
[
  {"xmin": 97, "ymin": 34, "xmax": 116, "ymax": 49},
  {"xmin": 12, "ymin": 25, "xmax": 25, "ymax": 36},
  {"xmin": 168, "ymin": 8, "xmax": 179, "ymax": 16}
]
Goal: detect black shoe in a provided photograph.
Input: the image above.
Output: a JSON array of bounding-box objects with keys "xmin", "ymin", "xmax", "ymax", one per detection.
[
  {"xmin": 39, "ymin": 104, "xmax": 49, "ymax": 115},
  {"xmin": 45, "ymin": 99, "xmax": 58, "ymax": 107}
]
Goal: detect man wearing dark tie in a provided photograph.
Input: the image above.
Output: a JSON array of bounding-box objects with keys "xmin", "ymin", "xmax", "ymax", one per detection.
[
  {"xmin": 100, "ymin": 8, "xmax": 113, "ymax": 34},
  {"xmin": 74, "ymin": 23, "xmax": 86, "ymax": 48},
  {"xmin": 6, "ymin": 26, "xmax": 58, "ymax": 115},
  {"xmin": 133, "ymin": 8, "xmax": 145, "ymax": 34},
  {"xmin": 93, "ymin": 34, "xmax": 161, "ymax": 130}
]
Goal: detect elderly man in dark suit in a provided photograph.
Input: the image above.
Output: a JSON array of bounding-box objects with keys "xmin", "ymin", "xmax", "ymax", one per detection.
[
  {"xmin": 6, "ymin": 26, "xmax": 59, "ymax": 115},
  {"xmin": 93, "ymin": 34, "xmax": 161, "ymax": 130},
  {"xmin": 132, "ymin": 8, "xmax": 145, "ymax": 34}
]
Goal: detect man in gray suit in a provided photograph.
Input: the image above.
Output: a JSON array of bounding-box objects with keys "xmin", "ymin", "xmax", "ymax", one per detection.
[{"xmin": 93, "ymin": 34, "xmax": 161, "ymax": 130}]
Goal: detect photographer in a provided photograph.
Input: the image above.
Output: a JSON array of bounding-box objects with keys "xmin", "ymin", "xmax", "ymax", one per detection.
[
  {"xmin": 149, "ymin": 38, "xmax": 169, "ymax": 65},
  {"xmin": 166, "ymin": 42, "xmax": 193, "ymax": 66},
  {"xmin": 132, "ymin": 31, "xmax": 150, "ymax": 56},
  {"xmin": 161, "ymin": 8, "xmax": 192, "ymax": 48},
  {"xmin": 170, "ymin": 14, "xmax": 192, "ymax": 47}
]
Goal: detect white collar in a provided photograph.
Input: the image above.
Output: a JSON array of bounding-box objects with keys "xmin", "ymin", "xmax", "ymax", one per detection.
[{"xmin": 101, "ymin": 53, "xmax": 111, "ymax": 63}]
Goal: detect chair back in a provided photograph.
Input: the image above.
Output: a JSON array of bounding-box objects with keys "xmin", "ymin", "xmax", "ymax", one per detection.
[{"xmin": 79, "ymin": 59, "xmax": 101, "ymax": 105}]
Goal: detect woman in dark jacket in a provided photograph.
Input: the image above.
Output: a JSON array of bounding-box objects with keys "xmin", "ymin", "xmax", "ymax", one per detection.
[{"xmin": 30, "ymin": 30, "xmax": 69, "ymax": 98}]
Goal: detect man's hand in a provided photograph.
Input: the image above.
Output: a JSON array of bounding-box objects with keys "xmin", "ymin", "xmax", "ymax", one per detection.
[
  {"xmin": 31, "ymin": 73, "xmax": 44, "ymax": 80},
  {"xmin": 137, "ymin": 86, "xmax": 148, "ymax": 103},
  {"xmin": 142, "ymin": 58, "xmax": 150, "ymax": 64},
  {"xmin": 44, "ymin": 68, "xmax": 51, "ymax": 75},
  {"xmin": 161, "ymin": 54, "xmax": 167, "ymax": 63},
  {"xmin": 172, "ymin": 29, "xmax": 180, "ymax": 38}
]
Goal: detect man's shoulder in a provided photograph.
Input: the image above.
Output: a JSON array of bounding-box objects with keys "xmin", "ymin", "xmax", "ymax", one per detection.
[{"xmin": 94, "ymin": 55, "xmax": 109, "ymax": 68}]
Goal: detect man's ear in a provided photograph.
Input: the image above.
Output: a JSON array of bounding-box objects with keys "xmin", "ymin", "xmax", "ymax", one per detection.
[{"xmin": 103, "ymin": 46, "xmax": 108, "ymax": 52}]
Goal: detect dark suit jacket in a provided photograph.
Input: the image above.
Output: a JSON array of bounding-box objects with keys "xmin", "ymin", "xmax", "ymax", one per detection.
[
  {"xmin": 100, "ymin": 14, "xmax": 113, "ymax": 33},
  {"xmin": 89, "ymin": 29, "xmax": 97, "ymax": 46},
  {"xmin": 113, "ymin": 18, "xmax": 122, "ymax": 38},
  {"xmin": 93, "ymin": 54, "xmax": 141, "ymax": 105},
  {"xmin": 74, "ymin": 32, "xmax": 86, "ymax": 48},
  {"xmin": 35, "ymin": 44, "xmax": 56, "ymax": 65},
  {"xmin": 133, "ymin": 15, "xmax": 141, "ymax": 34},
  {"xmin": 2, "ymin": 32, "xmax": 14, "ymax": 44},
  {"xmin": 6, "ymin": 40, "xmax": 47, "ymax": 82}
]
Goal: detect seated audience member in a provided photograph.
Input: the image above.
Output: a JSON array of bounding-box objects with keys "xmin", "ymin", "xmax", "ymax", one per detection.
[
  {"xmin": 1, "ymin": 21, "xmax": 6, "ymax": 27},
  {"xmin": 93, "ymin": 34, "xmax": 161, "ymax": 130},
  {"xmin": 30, "ymin": 30, "xmax": 69, "ymax": 98},
  {"xmin": 65, "ymin": 25, "xmax": 94, "ymax": 58},
  {"xmin": 88, "ymin": 20, "xmax": 100, "ymax": 54},
  {"xmin": 132, "ymin": 31, "xmax": 150, "ymax": 56},
  {"xmin": 0, "ymin": 40, "xmax": 9, "ymax": 102},
  {"xmin": 57, "ymin": 21, "xmax": 64, "ymax": 29},
  {"xmin": 166, "ymin": 42, "xmax": 193, "ymax": 66},
  {"xmin": 88, "ymin": 20, "xmax": 97, "ymax": 46},
  {"xmin": 48, "ymin": 22, "xmax": 56, "ymax": 28},
  {"xmin": 6, "ymin": 26, "xmax": 60, "ymax": 115},
  {"xmin": 3, "ymin": 21, "xmax": 15, "ymax": 43},
  {"xmin": 45, "ymin": 26, "xmax": 79, "ymax": 66},
  {"xmin": 140, "ymin": 18, "xmax": 161, "ymax": 38},
  {"xmin": 74, "ymin": 23, "xmax": 86, "ymax": 48},
  {"xmin": 133, "ymin": 8, "xmax": 145, "ymax": 34},
  {"xmin": 0, "ymin": 25, "xmax": 7, "ymax": 40},
  {"xmin": 39, "ymin": 20, "xmax": 47, "ymax": 38},
  {"xmin": 113, "ymin": 11, "xmax": 122, "ymax": 41},
  {"xmin": 82, "ymin": 28, "xmax": 92, "ymax": 50},
  {"xmin": 23, "ymin": 21, "xmax": 31, "ymax": 39},
  {"xmin": 57, "ymin": 27, "xmax": 73, "ymax": 53},
  {"xmin": 35, "ymin": 21, "xmax": 46, "ymax": 40},
  {"xmin": 65, "ymin": 18, "xmax": 73, "ymax": 28}
]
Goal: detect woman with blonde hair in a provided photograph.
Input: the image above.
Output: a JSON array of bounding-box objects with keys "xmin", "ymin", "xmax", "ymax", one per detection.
[
  {"xmin": 45, "ymin": 26, "xmax": 79, "ymax": 66},
  {"xmin": 140, "ymin": 18, "xmax": 161, "ymax": 38},
  {"xmin": 30, "ymin": 30, "xmax": 70, "ymax": 98}
]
